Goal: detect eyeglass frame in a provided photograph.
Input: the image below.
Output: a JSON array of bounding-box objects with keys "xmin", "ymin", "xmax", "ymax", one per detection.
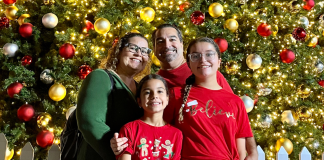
[
  {"xmin": 124, "ymin": 43, "xmax": 152, "ymax": 57},
  {"xmin": 188, "ymin": 52, "xmax": 217, "ymax": 62}
]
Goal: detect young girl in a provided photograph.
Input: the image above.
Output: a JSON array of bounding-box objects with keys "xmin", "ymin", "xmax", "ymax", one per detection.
[{"xmin": 116, "ymin": 74, "xmax": 183, "ymax": 160}]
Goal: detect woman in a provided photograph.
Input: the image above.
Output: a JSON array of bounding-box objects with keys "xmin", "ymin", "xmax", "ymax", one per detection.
[
  {"xmin": 171, "ymin": 37, "xmax": 253, "ymax": 160},
  {"xmin": 76, "ymin": 33, "xmax": 151, "ymax": 160}
]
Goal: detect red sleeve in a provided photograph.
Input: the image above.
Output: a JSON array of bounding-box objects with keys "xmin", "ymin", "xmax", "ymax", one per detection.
[
  {"xmin": 115, "ymin": 125, "xmax": 134, "ymax": 159},
  {"xmin": 217, "ymin": 71, "xmax": 233, "ymax": 94},
  {"xmin": 171, "ymin": 130, "xmax": 183, "ymax": 160},
  {"xmin": 164, "ymin": 87, "xmax": 182, "ymax": 125},
  {"xmin": 235, "ymin": 99, "xmax": 253, "ymax": 138}
]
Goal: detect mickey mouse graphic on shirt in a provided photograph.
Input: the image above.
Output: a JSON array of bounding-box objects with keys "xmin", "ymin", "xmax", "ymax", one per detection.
[
  {"xmin": 137, "ymin": 138, "xmax": 149, "ymax": 157},
  {"xmin": 151, "ymin": 137, "xmax": 162, "ymax": 157},
  {"xmin": 161, "ymin": 140, "xmax": 174, "ymax": 159}
]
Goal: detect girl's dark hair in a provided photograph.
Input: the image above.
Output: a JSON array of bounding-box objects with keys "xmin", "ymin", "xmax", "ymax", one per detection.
[{"xmin": 136, "ymin": 74, "xmax": 169, "ymax": 99}]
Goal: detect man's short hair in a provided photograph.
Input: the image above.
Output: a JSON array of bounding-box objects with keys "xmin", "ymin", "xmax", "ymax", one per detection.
[{"xmin": 151, "ymin": 24, "xmax": 183, "ymax": 46}]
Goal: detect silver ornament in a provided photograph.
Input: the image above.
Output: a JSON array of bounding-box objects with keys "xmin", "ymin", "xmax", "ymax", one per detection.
[
  {"xmin": 313, "ymin": 141, "xmax": 319, "ymax": 149},
  {"xmin": 3, "ymin": 43, "xmax": 18, "ymax": 57},
  {"xmin": 315, "ymin": 60, "xmax": 324, "ymax": 73},
  {"xmin": 66, "ymin": 105, "xmax": 77, "ymax": 120},
  {"xmin": 240, "ymin": 95, "xmax": 254, "ymax": 113},
  {"xmin": 281, "ymin": 110, "xmax": 297, "ymax": 125},
  {"xmin": 299, "ymin": 16, "xmax": 309, "ymax": 28},
  {"xmin": 40, "ymin": 69, "xmax": 54, "ymax": 84},
  {"xmin": 42, "ymin": 13, "xmax": 58, "ymax": 28},
  {"xmin": 246, "ymin": 54, "xmax": 262, "ymax": 69},
  {"xmin": 260, "ymin": 115, "xmax": 272, "ymax": 128},
  {"xmin": 319, "ymin": 15, "xmax": 324, "ymax": 27},
  {"xmin": 257, "ymin": 83, "xmax": 272, "ymax": 96}
]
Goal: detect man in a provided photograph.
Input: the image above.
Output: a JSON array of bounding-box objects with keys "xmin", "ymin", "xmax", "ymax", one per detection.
[{"xmin": 111, "ymin": 24, "xmax": 258, "ymax": 160}]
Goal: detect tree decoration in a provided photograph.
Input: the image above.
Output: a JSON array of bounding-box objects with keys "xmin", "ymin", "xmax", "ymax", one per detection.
[
  {"xmin": 257, "ymin": 23, "xmax": 272, "ymax": 37},
  {"xmin": 7, "ymin": 82, "xmax": 23, "ymax": 98},
  {"xmin": 179, "ymin": 2, "xmax": 190, "ymax": 12},
  {"xmin": 259, "ymin": 114, "xmax": 272, "ymax": 128},
  {"xmin": 303, "ymin": 0, "xmax": 315, "ymax": 10},
  {"xmin": 190, "ymin": 11, "xmax": 205, "ymax": 25},
  {"xmin": 83, "ymin": 20, "xmax": 94, "ymax": 33},
  {"xmin": 42, "ymin": 13, "xmax": 58, "ymax": 28},
  {"xmin": 224, "ymin": 19, "xmax": 238, "ymax": 32},
  {"xmin": 299, "ymin": 16, "xmax": 309, "ymax": 28},
  {"xmin": 280, "ymin": 49, "xmax": 295, "ymax": 64},
  {"xmin": 246, "ymin": 54, "xmax": 262, "ymax": 69},
  {"xmin": 275, "ymin": 138, "xmax": 293, "ymax": 155},
  {"xmin": 297, "ymin": 107, "xmax": 312, "ymax": 120},
  {"xmin": 19, "ymin": 23, "xmax": 33, "ymax": 38},
  {"xmin": 17, "ymin": 104, "xmax": 35, "ymax": 122},
  {"xmin": 240, "ymin": 95, "xmax": 254, "ymax": 113},
  {"xmin": 21, "ymin": 55, "xmax": 32, "ymax": 66},
  {"xmin": 36, "ymin": 130, "xmax": 54, "ymax": 148},
  {"xmin": 151, "ymin": 53, "xmax": 160, "ymax": 67},
  {"xmin": 284, "ymin": 34, "xmax": 296, "ymax": 45},
  {"xmin": 289, "ymin": 0, "xmax": 301, "ymax": 13},
  {"xmin": 257, "ymin": 83, "xmax": 272, "ymax": 96},
  {"xmin": 18, "ymin": 14, "xmax": 30, "ymax": 26},
  {"xmin": 40, "ymin": 69, "xmax": 54, "ymax": 84},
  {"xmin": 3, "ymin": 0, "xmax": 16, "ymax": 4},
  {"xmin": 213, "ymin": 38, "xmax": 228, "ymax": 53},
  {"xmin": 297, "ymin": 84, "xmax": 311, "ymax": 98},
  {"xmin": 225, "ymin": 61, "xmax": 239, "ymax": 75},
  {"xmin": 94, "ymin": 18, "xmax": 111, "ymax": 34},
  {"xmin": 78, "ymin": 65, "xmax": 92, "ymax": 79},
  {"xmin": 5, "ymin": 6, "xmax": 18, "ymax": 20},
  {"xmin": 292, "ymin": 27, "xmax": 306, "ymax": 41},
  {"xmin": 59, "ymin": 43, "xmax": 75, "ymax": 59},
  {"xmin": 272, "ymin": 25, "xmax": 278, "ymax": 36},
  {"xmin": 318, "ymin": 80, "xmax": 324, "ymax": 87},
  {"xmin": 281, "ymin": 110, "xmax": 298, "ymax": 125},
  {"xmin": 208, "ymin": 3, "xmax": 223, "ymax": 18},
  {"xmin": 130, "ymin": 29, "xmax": 140, "ymax": 33},
  {"xmin": 48, "ymin": 83, "xmax": 66, "ymax": 101},
  {"xmin": 0, "ymin": 17, "xmax": 10, "ymax": 29},
  {"xmin": 319, "ymin": 15, "xmax": 324, "ymax": 27},
  {"xmin": 66, "ymin": 105, "xmax": 77, "ymax": 120},
  {"xmin": 37, "ymin": 112, "xmax": 52, "ymax": 128},
  {"xmin": 44, "ymin": 0, "xmax": 55, "ymax": 5},
  {"xmin": 140, "ymin": 7, "xmax": 155, "ymax": 22},
  {"xmin": 112, "ymin": 37, "xmax": 119, "ymax": 47},
  {"xmin": 4, "ymin": 148, "xmax": 14, "ymax": 160},
  {"xmin": 3, "ymin": 43, "xmax": 18, "ymax": 57},
  {"xmin": 307, "ymin": 35, "xmax": 318, "ymax": 47},
  {"xmin": 315, "ymin": 60, "xmax": 324, "ymax": 73}
]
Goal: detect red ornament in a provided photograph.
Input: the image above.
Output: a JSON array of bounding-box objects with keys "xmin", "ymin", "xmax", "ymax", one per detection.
[
  {"xmin": 36, "ymin": 130, "xmax": 54, "ymax": 148},
  {"xmin": 292, "ymin": 27, "xmax": 307, "ymax": 41},
  {"xmin": 254, "ymin": 95, "xmax": 259, "ymax": 105},
  {"xmin": 303, "ymin": 0, "xmax": 315, "ymax": 10},
  {"xmin": 19, "ymin": 23, "xmax": 33, "ymax": 38},
  {"xmin": 112, "ymin": 37, "xmax": 119, "ymax": 47},
  {"xmin": 280, "ymin": 49, "xmax": 295, "ymax": 64},
  {"xmin": 3, "ymin": 0, "xmax": 16, "ymax": 4},
  {"xmin": 78, "ymin": 65, "xmax": 93, "ymax": 79},
  {"xmin": 190, "ymin": 11, "xmax": 205, "ymax": 25},
  {"xmin": 21, "ymin": 55, "xmax": 32, "ymax": 66},
  {"xmin": 17, "ymin": 104, "xmax": 35, "ymax": 122},
  {"xmin": 7, "ymin": 82, "xmax": 23, "ymax": 98},
  {"xmin": 257, "ymin": 23, "xmax": 272, "ymax": 37},
  {"xmin": 318, "ymin": 80, "xmax": 324, "ymax": 87},
  {"xmin": 179, "ymin": 2, "xmax": 190, "ymax": 12},
  {"xmin": 0, "ymin": 17, "xmax": 10, "ymax": 29},
  {"xmin": 214, "ymin": 38, "xmax": 228, "ymax": 53},
  {"xmin": 59, "ymin": 43, "xmax": 75, "ymax": 59},
  {"xmin": 83, "ymin": 20, "xmax": 94, "ymax": 33}
]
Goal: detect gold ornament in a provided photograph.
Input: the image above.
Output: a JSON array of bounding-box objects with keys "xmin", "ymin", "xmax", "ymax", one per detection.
[
  {"xmin": 284, "ymin": 34, "xmax": 296, "ymax": 45},
  {"xmin": 272, "ymin": 25, "xmax": 278, "ymax": 36},
  {"xmin": 298, "ymin": 106, "xmax": 312, "ymax": 120},
  {"xmin": 94, "ymin": 18, "xmax": 111, "ymax": 34},
  {"xmin": 297, "ymin": 84, "xmax": 311, "ymax": 98},
  {"xmin": 130, "ymin": 29, "xmax": 140, "ymax": 33},
  {"xmin": 5, "ymin": 148, "xmax": 14, "ymax": 160},
  {"xmin": 275, "ymin": 138, "xmax": 293, "ymax": 155},
  {"xmin": 37, "ymin": 112, "xmax": 52, "ymax": 128},
  {"xmin": 208, "ymin": 3, "xmax": 223, "ymax": 18},
  {"xmin": 44, "ymin": 0, "xmax": 55, "ymax": 5},
  {"xmin": 281, "ymin": 110, "xmax": 298, "ymax": 125},
  {"xmin": 224, "ymin": 19, "xmax": 238, "ymax": 32},
  {"xmin": 307, "ymin": 35, "xmax": 318, "ymax": 47},
  {"xmin": 140, "ymin": 7, "xmax": 155, "ymax": 22},
  {"xmin": 49, "ymin": 83, "xmax": 66, "ymax": 101},
  {"xmin": 225, "ymin": 61, "xmax": 240, "ymax": 75},
  {"xmin": 151, "ymin": 53, "xmax": 160, "ymax": 67},
  {"xmin": 5, "ymin": 6, "xmax": 19, "ymax": 20},
  {"xmin": 18, "ymin": 14, "xmax": 31, "ymax": 26},
  {"xmin": 289, "ymin": 0, "xmax": 301, "ymax": 14}
]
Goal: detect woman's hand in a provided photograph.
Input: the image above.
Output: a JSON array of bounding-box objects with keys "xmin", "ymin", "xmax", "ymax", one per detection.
[{"xmin": 110, "ymin": 133, "xmax": 129, "ymax": 155}]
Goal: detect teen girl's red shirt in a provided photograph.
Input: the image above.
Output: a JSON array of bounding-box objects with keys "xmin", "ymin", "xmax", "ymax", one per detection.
[
  {"xmin": 165, "ymin": 85, "xmax": 253, "ymax": 160},
  {"xmin": 117, "ymin": 120, "xmax": 183, "ymax": 160},
  {"xmin": 157, "ymin": 63, "xmax": 233, "ymax": 93}
]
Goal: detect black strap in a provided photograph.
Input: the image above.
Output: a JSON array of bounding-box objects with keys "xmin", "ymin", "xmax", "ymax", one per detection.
[{"xmin": 104, "ymin": 69, "xmax": 114, "ymax": 90}]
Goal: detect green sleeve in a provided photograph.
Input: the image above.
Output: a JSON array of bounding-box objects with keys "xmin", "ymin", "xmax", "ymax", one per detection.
[{"xmin": 76, "ymin": 69, "xmax": 112, "ymax": 159}]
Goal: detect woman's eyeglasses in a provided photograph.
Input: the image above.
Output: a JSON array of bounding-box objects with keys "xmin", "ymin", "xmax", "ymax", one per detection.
[{"xmin": 125, "ymin": 43, "xmax": 152, "ymax": 56}]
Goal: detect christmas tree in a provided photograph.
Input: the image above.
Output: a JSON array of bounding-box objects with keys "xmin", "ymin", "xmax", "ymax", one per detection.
[{"xmin": 0, "ymin": 0, "xmax": 324, "ymax": 159}]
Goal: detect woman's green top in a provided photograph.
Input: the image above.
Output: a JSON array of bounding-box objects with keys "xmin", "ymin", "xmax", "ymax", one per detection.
[{"xmin": 76, "ymin": 69, "xmax": 143, "ymax": 160}]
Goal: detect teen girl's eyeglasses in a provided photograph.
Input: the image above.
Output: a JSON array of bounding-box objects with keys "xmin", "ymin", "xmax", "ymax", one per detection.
[{"xmin": 188, "ymin": 52, "xmax": 216, "ymax": 62}]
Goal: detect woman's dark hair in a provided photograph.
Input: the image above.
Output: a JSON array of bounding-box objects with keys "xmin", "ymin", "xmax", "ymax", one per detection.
[
  {"xmin": 136, "ymin": 74, "xmax": 169, "ymax": 99},
  {"xmin": 185, "ymin": 37, "xmax": 221, "ymax": 67}
]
